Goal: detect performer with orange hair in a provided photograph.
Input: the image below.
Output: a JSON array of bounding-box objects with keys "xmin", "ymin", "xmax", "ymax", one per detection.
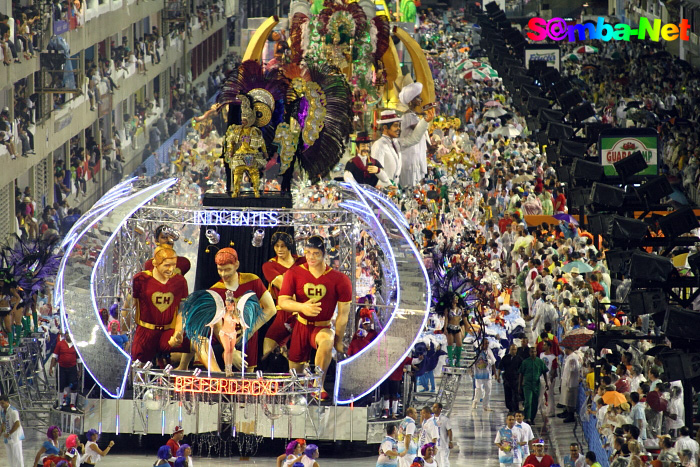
[
  {"xmin": 131, "ymin": 247, "xmax": 189, "ymax": 365},
  {"xmin": 205, "ymin": 247, "xmax": 276, "ymax": 372}
]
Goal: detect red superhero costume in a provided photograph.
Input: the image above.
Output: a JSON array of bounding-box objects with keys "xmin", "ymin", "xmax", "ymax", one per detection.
[
  {"xmin": 210, "ymin": 273, "xmax": 267, "ymax": 368},
  {"xmin": 144, "ymin": 256, "xmax": 191, "ymax": 276},
  {"xmin": 280, "ymin": 264, "xmax": 352, "ymax": 363},
  {"xmin": 131, "ymin": 271, "xmax": 189, "ymax": 363},
  {"xmin": 261, "ymin": 255, "xmax": 307, "ymax": 346}
]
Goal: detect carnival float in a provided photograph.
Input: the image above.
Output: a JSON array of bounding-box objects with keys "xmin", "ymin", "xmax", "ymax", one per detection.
[{"xmin": 0, "ymin": 0, "xmax": 446, "ymax": 456}]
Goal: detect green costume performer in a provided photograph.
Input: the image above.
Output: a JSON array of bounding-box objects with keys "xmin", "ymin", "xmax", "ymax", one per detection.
[
  {"xmin": 519, "ymin": 349, "xmax": 548, "ymax": 422},
  {"xmin": 400, "ymin": 0, "xmax": 416, "ymax": 23}
]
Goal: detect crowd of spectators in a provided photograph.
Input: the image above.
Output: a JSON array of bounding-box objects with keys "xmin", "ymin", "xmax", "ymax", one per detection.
[
  {"xmin": 560, "ymin": 39, "xmax": 700, "ymax": 204},
  {"xmin": 384, "ymin": 9, "xmax": 700, "ymax": 467},
  {"xmin": 0, "ymin": 10, "xmax": 40, "ymax": 67}
]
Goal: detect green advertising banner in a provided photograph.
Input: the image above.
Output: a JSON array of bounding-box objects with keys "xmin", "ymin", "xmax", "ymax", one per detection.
[{"xmin": 599, "ymin": 135, "xmax": 658, "ymax": 176}]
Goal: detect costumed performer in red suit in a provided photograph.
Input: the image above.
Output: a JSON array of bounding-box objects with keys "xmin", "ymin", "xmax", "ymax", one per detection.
[
  {"xmin": 261, "ymin": 231, "xmax": 306, "ymax": 358},
  {"xmin": 144, "ymin": 225, "xmax": 191, "ymax": 276},
  {"xmin": 131, "ymin": 247, "xmax": 190, "ymax": 366},
  {"xmin": 279, "ymin": 235, "xmax": 352, "ymax": 401},
  {"xmin": 184, "ymin": 247, "xmax": 276, "ymax": 373}
]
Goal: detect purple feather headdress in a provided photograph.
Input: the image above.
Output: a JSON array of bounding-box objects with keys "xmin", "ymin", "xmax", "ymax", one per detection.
[{"xmin": 1, "ymin": 235, "xmax": 62, "ymax": 301}]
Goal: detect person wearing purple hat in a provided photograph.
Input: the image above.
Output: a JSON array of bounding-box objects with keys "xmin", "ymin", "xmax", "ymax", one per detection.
[
  {"xmin": 34, "ymin": 425, "xmax": 62, "ymax": 466},
  {"xmin": 277, "ymin": 439, "xmax": 305, "ymax": 467},
  {"xmin": 420, "ymin": 443, "xmax": 437, "ymax": 467},
  {"xmin": 344, "ymin": 132, "xmax": 390, "ymax": 188},
  {"xmin": 299, "ymin": 444, "xmax": 320, "ymax": 467},
  {"xmin": 175, "ymin": 444, "xmax": 192, "ymax": 466}
]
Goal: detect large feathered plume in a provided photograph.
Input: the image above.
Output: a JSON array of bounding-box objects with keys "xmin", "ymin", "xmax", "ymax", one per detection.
[
  {"xmin": 218, "ymin": 60, "xmax": 289, "ymax": 156},
  {"xmin": 371, "ymin": 16, "xmax": 390, "ymax": 63},
  {"xmin": 181, "ymin": 290, "xmax": 220, "ymax": 346},
  {"xmin": 294, "ymin": 62, "xmax": 353, "ymax": 179},
  {"xmin": 0, "ymin": 235, "xmax": 62, "ymax": 300}
]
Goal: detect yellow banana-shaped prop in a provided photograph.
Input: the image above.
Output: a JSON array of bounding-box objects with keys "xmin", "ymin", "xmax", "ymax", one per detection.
[
  {"xmin": 393, "ymin": 26, "xmax": 435, "ymax": 105},
  {"xmin": 381, "ymin": 41, "xmax": 402, "ymax": 109},
  {"xmin": 242, "ymin": 16, "xmax": 280, "ymax": 63}
]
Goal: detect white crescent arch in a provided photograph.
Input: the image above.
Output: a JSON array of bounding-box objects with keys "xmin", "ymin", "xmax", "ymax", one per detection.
[
  {"xmin": 335, "ymin": 182, "xmax": 430, "ymax": 404},
  {"xmin": 54, "ymin": 178, "xmax": 178, "ymax": 398}
]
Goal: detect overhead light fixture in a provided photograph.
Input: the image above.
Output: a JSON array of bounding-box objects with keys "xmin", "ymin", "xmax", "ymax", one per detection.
[
  {"xmin": 163, "ymin": 364, "xmax": 173, "ymax": 376},
  {"xmin": 627, "ymin": 288, "xmax": 667, "ymax": 317},
  {"xmin": 636, "ymin": 176, "xmax": 673, "ymax": 203},
  {"xmin": 614, "ymin": 151, "xmax": 648, "ymax": 179},
  {"xmin": 629, "ymin": 251, "xmax": 674, "ymax": 282},
  {"xmin": 583, "ymin": 2, "xmax": 589, "ymax": 7},
  {"xmin": 572, "ymin": 160, "xmax": 605, "ymax": 182},
  {"xmin": 587, "ymin": 213, "xmax": 611, "ymax": 237},
  {"xmin": 589, "ymin": 182, "xmax": 625, "ymax": 207},
  {"xmin": 689, "ymin": 252, "xmax": 700, "ymax": 274},
  {"xmin": 546, "ymin": 122, "xmax": 575, "ymax": 141},
  {"xmin": 142, "ymin": 361, "xmax": 153, "ymax": 371},
  {"xmin": 569, "ymin": 102, "xmax": 596, "ymax": 123},
  {"xmin": 605, "ymin": 249, "xmax": 634, "ymax": 275},
  {"xmin": 657, "ymin": 207, "xmax": 700, "ymax": 237},
  {"xmin": 193, "ymin": 368, "xmax": 202, "ymax": 377},
  {"xmin": 610, "ymin": 215, "xmax": 650, "ymax": 241},
  {"xmin": 131, "ymin": 359, "xmax": 142, "ymax": 369}
]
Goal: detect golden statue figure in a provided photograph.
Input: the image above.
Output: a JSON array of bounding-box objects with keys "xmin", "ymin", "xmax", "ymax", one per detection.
[{"xmin": 223, "ymin": 94, "xmax": 269, "ymax": 197}]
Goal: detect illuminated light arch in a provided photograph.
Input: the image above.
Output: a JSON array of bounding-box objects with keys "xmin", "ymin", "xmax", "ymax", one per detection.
[
  {"xmin": 54, "ymin": 178, "xmax": 178, "ymax": 398},
  {"xmin": 334, "ymin": 183, "xmax": 430, "ymax": 404}
]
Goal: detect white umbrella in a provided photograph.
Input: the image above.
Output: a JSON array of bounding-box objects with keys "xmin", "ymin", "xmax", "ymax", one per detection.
[
  {"xmin": 494, "ymin": 124, "xmax": 521, "ymax": 138},
  {"xmin": 484, "ymin": 107, "xmax": 507, "ymax": 118}
]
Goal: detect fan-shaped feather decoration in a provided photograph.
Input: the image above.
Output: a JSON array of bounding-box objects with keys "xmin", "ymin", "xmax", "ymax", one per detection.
[
  {"xmin": 290, "ymin": 13, "xmax": 310, "ymax": 64},
  {"xmin": 297, "ymin": 62, "xmax": 353, "ymax": 179},
  {"xmin": 181, "ymin": 290, "xmax": 221, "ymax": 346},
  {"xmin": 0, "ymin": 236, "xmax": 62, "ymax": 300},
  {"xmin": 371, "ymin": 16, "xmax": 390, "ymax": 62},
  {"xmin": 218, "ymin": 60, "xmax": 288, "ymax": 109}
]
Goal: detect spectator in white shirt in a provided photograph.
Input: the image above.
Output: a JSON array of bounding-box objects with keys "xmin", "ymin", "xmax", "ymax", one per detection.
[{"xmin": 675, "ymin": 427, "xmax": 699, "ymax": 464}]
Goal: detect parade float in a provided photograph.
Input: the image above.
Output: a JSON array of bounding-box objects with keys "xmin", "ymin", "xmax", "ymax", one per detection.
[{"xmin": 0, "ymin": 0, "xmax": 444, "ymax": 456}]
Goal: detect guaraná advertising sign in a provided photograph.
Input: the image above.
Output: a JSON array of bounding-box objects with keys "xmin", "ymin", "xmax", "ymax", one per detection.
[{"xmin": 598, "ymin": 128, "xmax": 659, "ymax": 177}]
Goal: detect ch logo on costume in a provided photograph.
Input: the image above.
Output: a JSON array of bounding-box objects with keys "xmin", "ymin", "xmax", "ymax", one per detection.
[
  {"xmin": 304, "ymin": 283, "xmax": 327, "ymax": 301},
  {"xmin": 152, "ymin": 292, "xmax": 175, "ymax": 312}
]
